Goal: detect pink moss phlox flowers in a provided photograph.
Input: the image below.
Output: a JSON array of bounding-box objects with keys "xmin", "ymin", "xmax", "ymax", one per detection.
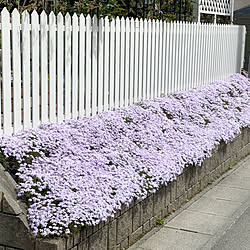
[{"xmin": 0, "ymin": 74, "xmax": 250, "ymax": 236}]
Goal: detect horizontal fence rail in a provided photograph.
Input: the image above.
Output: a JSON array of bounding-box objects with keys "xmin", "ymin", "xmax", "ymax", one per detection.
[{"xmin": 0, "ymin": 8, "xmax": 246, "ymax": 135}]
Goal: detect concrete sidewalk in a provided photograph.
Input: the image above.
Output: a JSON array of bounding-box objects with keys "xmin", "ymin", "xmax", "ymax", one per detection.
[{"xmin": 129, "ymin": 154, "xmax": 250, "ymax": 250}]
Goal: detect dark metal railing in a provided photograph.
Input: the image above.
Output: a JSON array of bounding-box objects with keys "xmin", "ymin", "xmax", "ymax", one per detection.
[{"xmin": 113, "ymin": 0, "xmax": 193, "ymax": 21}]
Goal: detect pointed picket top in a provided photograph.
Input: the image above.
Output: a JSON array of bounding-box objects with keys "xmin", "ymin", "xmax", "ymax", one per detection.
[
  {"xmin": 92, "ymin": 14, "xmax": 98, "ymax": 23},
  {"xmin": 79, "ymin": 13, "xmax": 85, "ymax": 22},
  {"xmin": 31, "ymin": 9, "xmax": 39, "ymax": 19},
  {"xmin": 72, "ymin": 13, "xmax": 78, "ymax": 26},
  {"xmin": 49, "ymin": 11, "xmax": 56, "ymax": 23},
  {"xmin": 116, "ymin": 16, "xmax": 120, "ymax": 22},
  {"xmin": 57, "ymin": 12, "xmax": 64, "ymax": 24},
  {"xmin": 22, "ymin": 10, "xmax": 30, "ymax": 24},
  {"xmin": 104, "ymin": 16, "xmax": 109, "ymax": 29},
  {"xmin": 40, "ymin": 10, "xmax": 47, "ymax": 18},
  {"xmin": 12, "ymin": 8, "xmax": 20, "ymax": 18},
  {"xmin": 86, "ymin": 14, "xmax": 91, "ymax": 22},
  {"xmin": 1, "ymin": 7, "xmax": 9, "ymax": 16},
  {"xmin": 1, "ymin": 7, "xmax": 10, "ymax": 22},
  {"xmin": 11, "ymin": 9, "xmax": 20, "ymax": 29},
  {"xmin": 110, "ymin": 17, "xmax": 115, "ymax": 27},
  {"xmin": 65, "ymin": 12, "xmax": 71, "ymax": 24},
  {"xmin": 40, "ymin": 10, "xmax": 47, "ymax": 26},
  {"xmin": 121, "ymin": 16, "xmax": 125, "ymax": 22},
  {"xmin": 72, "ymin": 13, "xmax": 78, "ymax": 22},
  {"xmin": 99, "ymin": 15, "xmax": 104, "ymax": 26}
]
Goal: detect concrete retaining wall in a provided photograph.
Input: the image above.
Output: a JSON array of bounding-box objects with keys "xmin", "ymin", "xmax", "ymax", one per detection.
[{"xmin": 1, "ymin": 127, "xmax": 250, "ymax": 250}]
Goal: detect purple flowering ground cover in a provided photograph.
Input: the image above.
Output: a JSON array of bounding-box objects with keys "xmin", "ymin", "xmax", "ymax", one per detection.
[{"xmin": 0, "ymin": 74, "xmax": 250, "ymax": 237}]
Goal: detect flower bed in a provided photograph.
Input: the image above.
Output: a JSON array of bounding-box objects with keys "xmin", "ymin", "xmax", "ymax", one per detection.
[{"xmin": 0, "ymin": 74, "xmax": 250, "ymax": 237}]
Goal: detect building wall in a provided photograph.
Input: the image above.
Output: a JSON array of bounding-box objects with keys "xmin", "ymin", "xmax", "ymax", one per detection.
[
  {"xmin": 234, "ymin": 0, "xmax": 250, "ymax": 11},
  {"xmin": 234, "ymin": 13, "xmax": 250, "ymax": 70}
]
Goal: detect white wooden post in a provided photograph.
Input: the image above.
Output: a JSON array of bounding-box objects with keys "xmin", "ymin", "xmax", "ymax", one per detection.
[
  {"xmin": 57, "ymin": 13, "xmax": 64, "ymax": 122},
  {"xmin": 109, "ymin": 18, "xmax": 115, "ymax": 109},
  {"xmin": 31, "ymin": 10, "xmax": 40, "ymax": 128},
  {"xmin": 49, "ymin": 12, "xmax": 56, "ymax": 122},
  {"xmin": 91, "ymin": 15, "xmax": 98, "ymax": 115},
  {"xmin": 12, "ymin": 9, "xmax": 22, "ymax": 133},
  {"xmin": 138, "ymin": 18, "xmax": 143, "ymax": 101},
  {"xmin": 41, "ymin": 11, "xmax": 49, "ymax": 124},
  {"xmin": 104, "ymin": 16, "xmax": 110, "ymax": 111},
  {"xmin": 79, "ymin": 14, "xmax": 86, "ymax": 118},
  {"xmin": 125, "ymin": 17, "xmax": 130, "ymax": 107},
  {"xmin": 22, "ymin": 10, "xmax": 31, "ymax": 129},
  {"xmin": 146, "ymin": 19, "xmax": 152, "ymax": 99},
  {"xmin": 65, "ymin": 13, "xmax": 72, "ymax": 119},
  {"xmin": 129, "ymin": 18, "xmax": 135, "ymax": 105},
  {"xmin": 85, "ymin": 15, "xmax": 91, "ymax": 116},
  {"xmin": 72, "ymin": 13, "xmax": 79, "ymax": 118},
  {"xmin": 114, "ymin": 17, "xmax": 120, "ymax": 108},
  {"xmin": 98, "ymin": 17, "xmax": 104, "ymax": 112},
  {"xmin": 134, "ymin": 18, "xmax": 139, "ymax": 103},
  {"xmin": 120, "ymin": 17, "xmax": 125, "ymax": 106},
  {"xmin": 1, "ymin": 8, "xmax": 12, "ymax": 134}
]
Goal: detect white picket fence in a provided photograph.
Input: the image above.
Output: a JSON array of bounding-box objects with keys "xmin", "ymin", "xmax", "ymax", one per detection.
[{"xmin": 0, "ymin": 8, "xmax": 246, "ymax": 135}]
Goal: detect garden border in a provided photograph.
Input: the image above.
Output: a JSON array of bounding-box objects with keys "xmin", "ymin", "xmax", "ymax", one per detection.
[{"xmin": 0, "ymin": 127, "xmax": 250, "ymax": 250}]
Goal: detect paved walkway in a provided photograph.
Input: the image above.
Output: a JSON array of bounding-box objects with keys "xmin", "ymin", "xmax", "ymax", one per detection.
[{"xmin": 129, "ymin": 154, "xmax": 250, "ymax": 250}]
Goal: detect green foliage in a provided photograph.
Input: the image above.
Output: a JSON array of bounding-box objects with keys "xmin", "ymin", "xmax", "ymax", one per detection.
[
  {"xmin": 156, "ymin": 217, "xmax": 165, "ymax": 225},
  {"xmin": 1, "ymin": 0, "xmax": 194, "ymax": 22},
  {"xmin": 229, "ymin": 162, "xmax": 234, "ymax": 169}
]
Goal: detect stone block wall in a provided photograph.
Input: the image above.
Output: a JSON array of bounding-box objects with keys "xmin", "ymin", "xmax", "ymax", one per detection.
[{"xmin": 1, "ymin": 127, "xmax": 250, "ymax": 250}]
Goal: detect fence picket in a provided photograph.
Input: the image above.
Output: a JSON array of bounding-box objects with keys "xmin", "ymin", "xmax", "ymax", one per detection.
[
  {"xmin": 72, "ymin": 14, "xmax": 79, "ymax": 118},
  {"xmin": 0, "ymin": 9, "xmax": 247, "ymax": 135},
  {"xmin": 158, "ymin": 20, "xmax": 163, "ymax": 96},
  {"xmin": 85, "ymin": 15, "xmax": 91, "ymax": 116},
  {"xmin": 65, "ymin": 13, "xmax": 72, "ymax": 119},
  {"xmin": 79, "ymin": 14, "xmax": 85, "ymax": 118},
  {"xmin": 134, "ymin": 18, "xmax": 139, "ymax": 103},
  {"xmin": 114, "ymin": 17, "xmax": 120, "ymax": 108},
  {"xmin": 1, "ymin": 8, "xmax": 12, "ymax": 134},
  {"xmin": 57, "ymin": 13, "xmax": 64, "ymax": 122},
  {"xmin": 22, "ymin": 11, "xmax": 31, "ymax": 129},
  {"xmin": 161, "ymin": 21, "xmax": 166, "ymax": 95},
  {"xmin": 104, "ymin": 17, "xmax": 110, "ymax": 111},
  {"xmin": 163, "ymin": 22, "xmax": 169, "ymax": 95},
  {"xmin": 41, "ymin": 11, "xmax": 49, "ymax": 124},
  {"xmin": 154, "ymin": 20, "xmax": 159, "ymax": 96},
  {"xmin": 167, "ymin": 22, "xmax": 173, "ymax": 94},
  {"xmin": 124, "ymin": 17, "xmax": 130, "ymax": 107},
  {"xmin": 31, "ymin": 11, "xmax": 40, "ymax": 127},
  {"xmin": 12, "ymin": 9, "xmax": 22, "ymax": 133},
  {"xmin": 129, "ymin": 18, "xmax": 135, "ymax": 105},
  {"xmin": 109, "ymin": 18, "xmax": 115, "ymax": 109},
  {"xmin": 120, "ymin": 17, "xmax": 125, "ymax": 106},
  {"xmin": 143, "ymin": 19, "xmax": 147, "ymax": 100},
  {"xmin": 91, "ymin": 15, "xmax": 98, "ymax": 115},
  {"xmin": 146, "ymin": 19, "xmax": 152, "ymax": 99},
  {"xmin": 138, "ymin": 18, "xmax": 144, "ymax": 101},
  {"xmin": 49, "ymin": 12, "xmax": 56, "ymax": 122},
  {"xmin": 150, "ymin": 20, "xmax": 156, "ymax": 99}
]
